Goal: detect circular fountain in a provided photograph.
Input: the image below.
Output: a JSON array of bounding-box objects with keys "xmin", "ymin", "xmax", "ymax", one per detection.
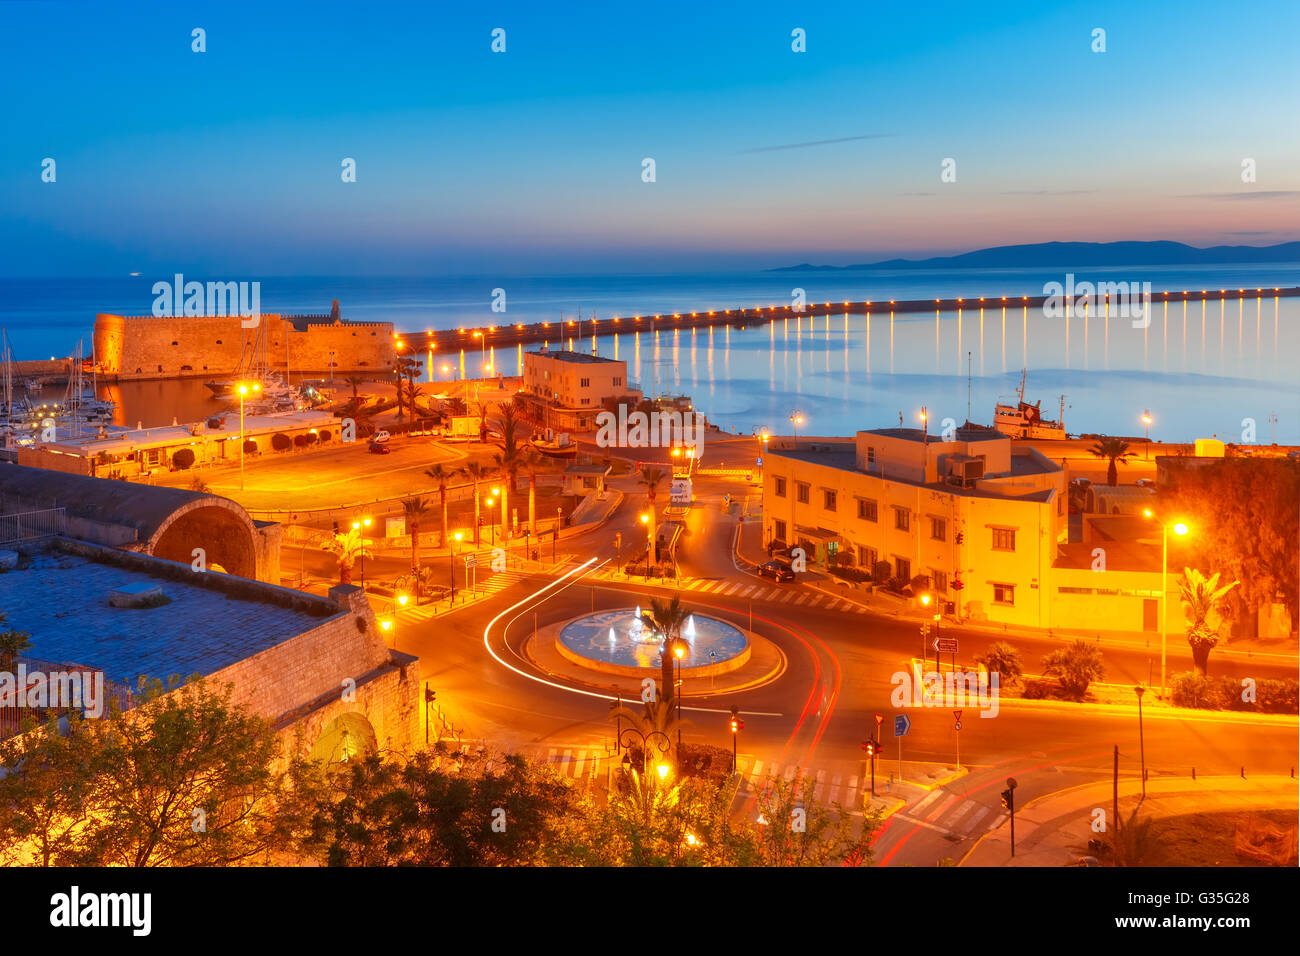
[{"xmin": 555, "ymin": 606, "xmax": 751, "ymax": 677}]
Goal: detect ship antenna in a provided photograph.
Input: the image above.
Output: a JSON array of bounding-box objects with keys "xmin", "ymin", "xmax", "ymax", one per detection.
[{"xmin": 967, "ymin": 351, "xmax": 972, "ymax": 422}]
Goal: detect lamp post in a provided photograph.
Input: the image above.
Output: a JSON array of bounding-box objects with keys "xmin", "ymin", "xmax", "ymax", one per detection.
[
  {"xmin": 1134, "ymin": 684, "xmax": 1147, "ymax": 798},
  {"xmin": 1145, "ymin": 509, "xmax": 1189, "ymax": 697},
  {"xmin": 351, "ymin": 517, "xmax": 372, "ymax": 586},
  {"xmin": 449, "ymin": 531, "xmax": 462, "ymax": 602},
  {"xmin": 486, "ymin": 492, "xmax": 497, "ymax": 545},
  {"xmin": 673, "ymin": 640, "xmax": 686, "ymax": 749},
  {"xmin": 617, "ymin": 726, "xmax": 671, "ymax": 778},
  {"xmin": 1142, "ymin": 411, "xmax": 1152, "ymax": 459},
  {"xmin": 789, "ymin": 411, "xmax": 804, "ymax": 440},
  {"xmin": 237, "ymin": 382, "xmax": 260, "ymax": 490},
  {"xmin": 640, "ymin": 512, "xmax": 651, "ymax": 576}
]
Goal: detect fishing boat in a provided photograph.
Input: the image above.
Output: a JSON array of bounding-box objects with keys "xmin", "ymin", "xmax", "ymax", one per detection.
[{"xmin": 993, "ymin": 369, "xmax": 1067, "ymax": 440}]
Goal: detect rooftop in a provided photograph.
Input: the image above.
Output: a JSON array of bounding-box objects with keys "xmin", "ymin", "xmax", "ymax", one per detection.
[
  {"xmin": 526, "ymin": 349, "xmax": 622, "ymax": 365},
  {"xmin": 863, "ymin": 426, "xmax": 1005, "ymax": 444},
  {"xmin": 0, "ymin": 545, "xmax": 337, "ymax": 685}
]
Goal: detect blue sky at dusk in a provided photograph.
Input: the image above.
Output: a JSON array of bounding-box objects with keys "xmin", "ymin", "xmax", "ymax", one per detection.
[{"xmin": 2, "ymin": 0, "xmax": 1297, "ymax": 276}]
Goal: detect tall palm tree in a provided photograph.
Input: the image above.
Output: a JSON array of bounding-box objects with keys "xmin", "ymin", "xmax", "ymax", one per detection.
[
  {"xmin": 496, "ymin": 401, "xmax": 523, "ymax": 489},
  {"xmin": 1088, "ymin": 436, "xmax": 1134, "ymax": 487},
  {"xmin": 520, "ymin": 446, "xmax": 544, "ymax": 541},
  {"xmin": 638, "ymin": 465, "xmax": 666, "ymax": 574},
  {"xmin": 401, "ymin": 496, "xmax": 431, "ymax": 598},
  {"xmin": 1178, "ymin": 567, "xmax": 1241, "ymax": 675},
  {"xmin": 608, "ymin": 696, "xmax": 687, "ymax": 775},
  {"xmin": 344, "ymin": 375, "xmax": 365, "ymax": 402},
  {"xmin": 492, "ymin": 449, "xmax": 520, "ymax": 545},
  {"xmin": 424, "ymin": 464, "xmax": 452, "ymax": 547},
  {"xmin": 641, "ymin": 594, "xmax": 691, "ymax": 709},
  {"xmin": 321, "ymin": 528, "xmax": 372, "ymax": 586},
  {"xmin": 460, "ymin": 461, "xmax": 496, "ymax": 547}
]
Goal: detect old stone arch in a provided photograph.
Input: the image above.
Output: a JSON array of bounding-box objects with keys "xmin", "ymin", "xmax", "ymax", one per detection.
[
  {"xmin": 150, "ymin": 499, "xmax": 259, "ymax": 579},
  {"xmin": 309, "ymin": 712, "xmax": 378, "ymax": 765}
]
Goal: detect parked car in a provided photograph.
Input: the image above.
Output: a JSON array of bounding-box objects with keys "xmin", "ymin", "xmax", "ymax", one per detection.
[
  {"xmin": 368, "ymin": 441, "xmax": 391, "ymax": 455},
  {"xmin": 758, "ymin": 560, "xmax": 795, "ymax": 582},
  {"xmin": 370, "ymin": 429, "xmax": 391, "ymax": 444}
]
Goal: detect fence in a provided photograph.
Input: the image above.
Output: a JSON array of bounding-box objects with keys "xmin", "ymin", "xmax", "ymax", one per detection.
[
  {"xmin": 0, "ymin": 508, "xmax": 66, "ymax": 545},
  {"xmin": 0, "ymin": 656, "xmax": 133, "ymax": 740}
]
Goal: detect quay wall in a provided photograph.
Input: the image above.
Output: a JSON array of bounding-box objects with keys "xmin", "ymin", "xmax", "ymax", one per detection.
[{"xmin": 93, "ymin": 313, "xmax": 397, "ymax": 381}]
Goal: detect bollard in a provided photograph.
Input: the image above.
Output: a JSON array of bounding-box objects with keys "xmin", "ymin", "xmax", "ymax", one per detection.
[
  {"xmin": 1191, "ymin": 767, "xmax": 1195, "ymax": 780},
  {"xmin": 1241, "ymin": 766, "xmax": 1246, "ymax": 779}
]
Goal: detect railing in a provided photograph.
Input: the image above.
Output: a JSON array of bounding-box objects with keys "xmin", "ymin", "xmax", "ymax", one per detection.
[
  {"xmin": 0, "ymin": 656, "xmax": 133, "ymax": 740},
  {"xmin": 0, "ymin": 508, "xmax": 66, "ymax": 545}
]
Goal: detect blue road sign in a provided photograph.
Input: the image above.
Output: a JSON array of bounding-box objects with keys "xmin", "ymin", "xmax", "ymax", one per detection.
[
  {"xmin": 756, "ymin": 456, "xmax": 763, "ymax": 466},
  {"xmin": 894, "ymin": 714, "xmax": 911, "ymax": 737}
]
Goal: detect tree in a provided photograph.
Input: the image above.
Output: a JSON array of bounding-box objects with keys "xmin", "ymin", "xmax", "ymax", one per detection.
[
  {"xmin": 638, "ymin": 465, "xmax": 666, "ymax": 573},
  {"xmin": 608, "ymin": 697, "xmax": 685, "ymax": 772},
  {"xmin": 520, "ymin": 446, "xmax": 544, "ymax": 542},
  {"xmin": 640, "ymin": 595, "xmax": 690, "ymax": 711},
  {"xmin": 1161, "ymin": 458, "xmax": 1299, "ymax": 636},
  {"xmin": 1088, "ymin": 436, "xmax": 1134, "ymax": 487},
  {"xmin": 495, "ymin": 401, "xmax": 524, "ymax": 486},
  {"xmin": 459, "ymin": 461, "xmax": 496, "ymax": 548},
  {"xmin": 975, "ymin": 642, "xmax": 1023, "ymax": 682},
  {"xmin": 1042, "ymin": 640, "xmax": 1105, "ymax": 700},
  {"xmin": 1178, "ymin": 567, "xmax": 1240, "ymax": 675},
  {"xmin": 0, "ymin": 714, "xmax": 98, "ymax": 866},
  {"xmin": 0, "ymin": 610, "xmax": 32, "ymax": 672},
  {"xmin": 493, "ymin": 447, "xmax": 523, "ymax": 543},
  {"xmin": 344, "ymin": 375, "xmax": 365, "ymax": 403},
  {"xmin": 321, "ymin": 527, "xmax": 372, "ymax": 585},
  {"xmin": 401, "ymin": 497, "xmax": 431, "ymax": 599},
  {"xmin": 424, "ymin": 464, "xmax": 453, "ymax": 547}
]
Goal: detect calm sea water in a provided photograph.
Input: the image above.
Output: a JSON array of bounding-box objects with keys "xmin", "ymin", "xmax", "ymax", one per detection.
[{"xmin": 3, "ymin": 265, "xmax": 1298, "ymax": 441}]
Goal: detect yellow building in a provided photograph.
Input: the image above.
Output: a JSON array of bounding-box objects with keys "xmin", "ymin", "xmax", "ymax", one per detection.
[{"xmin": 762, "ymin": 427, "xmax": 1066, "ymax": 628}]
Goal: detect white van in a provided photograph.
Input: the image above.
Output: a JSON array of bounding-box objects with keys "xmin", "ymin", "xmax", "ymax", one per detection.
[{"xmin": 370, "ymin": 429, "xmax": 391, "ymax": 444}]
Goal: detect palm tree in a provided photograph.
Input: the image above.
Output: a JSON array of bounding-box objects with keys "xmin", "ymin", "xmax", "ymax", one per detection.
[
  {"xmin": 1178, "ymin": 567, "xmax": 1241, "ymax": 675},
  {"xmin": 460, "ymin": 461, "xmax": 496, "ymax": 547},
  {"xmin": 638, "ymin": 465, "xmax": 666, "ymax": 574},
  {"xmin": 1088, "ymin": 436, "xmax": 1134, "ymax": 487},
  {"xmin": 609, "ymin": 696, "xmax": 687, "ymax": 774},
  {"xmin": 321, "ymin": 528, "xmax": 372, "ymax": 586},
  {"xmin": 641, "ymin": 595, "xmax": 691, "ymax": 710},
  {"xmin": 401, "ymin": 496, "xmax": 431, "ymax": 598},
  {"xmin": 975, "ymin": 642, "xmax": 1024, "ymax": 683},
  {"xmin": 344, "ymin": 375, "xmax": 365, "ymax": 403},
  {"xmin": 520, "ymin": 446, "xmax": 544, "ymax": 541},
  {"xmin": 424, "ymin": 464, "xmax": 453, "ymax": 547},
  {"xmin": 496, "ymin": 402, "xmax": 523, "ymax": 487},
  {"xmin": 405, "ymin": 381, "xmax": 426, "ymax": 418}
]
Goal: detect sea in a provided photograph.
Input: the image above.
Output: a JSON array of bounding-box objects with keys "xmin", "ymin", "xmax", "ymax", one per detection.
[{"xmin": 2, "ymin": 264, "xmax": 1299, "ymax": 443}]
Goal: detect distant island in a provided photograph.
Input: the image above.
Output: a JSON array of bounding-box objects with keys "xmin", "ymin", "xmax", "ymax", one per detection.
[{"xmin": 769, "ymin": 240, "xmax": 1300, "ymax": 272}]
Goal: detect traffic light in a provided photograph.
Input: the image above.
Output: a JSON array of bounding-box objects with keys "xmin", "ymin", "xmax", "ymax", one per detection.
[
  {"xmin": 424, "ymin": 687, "xmax": 436, "ymax": 704},
  {"xmin": 920, "ymin": 622, "xmax": 931, "ymax": 639},
  {"xmin": 1000, "ymin": 788, "xmax": 1014, "ymax": 811},
  {"xmin": 952, "ymin": 576, "xmax": 965, "ymax": 591},
  {"xmin": 729, "ymin": 705, "xmax": 742, "ymax": 733},
  {"xmin": 955, "ymin": 532, "xmax": 965, "ymax": 545},
  {"xmin": 861, "ymin": 739, "xmax": 879, "ymax": 757}
]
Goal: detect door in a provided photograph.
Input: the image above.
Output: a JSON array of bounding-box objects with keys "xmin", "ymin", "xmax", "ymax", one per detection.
[{"xmin": 1142, "ymin": 598, "xmax": 1158, "ymax": 632}]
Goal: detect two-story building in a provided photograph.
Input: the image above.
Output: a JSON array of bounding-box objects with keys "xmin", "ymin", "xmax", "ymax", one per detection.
[{"xmin": 519, "ymin": 349, "xmax": 641, "ymax": 431}]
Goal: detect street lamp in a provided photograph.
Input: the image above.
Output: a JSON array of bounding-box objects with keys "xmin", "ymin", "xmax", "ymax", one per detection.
[
  {"xmin": 450, "ymin": 530, "xmax": 463, "ymax": 601},
  {"xmin": 1144, "ymin": 509, "xmax": 1189, "ymax": 697},
  {"xmin": 1134, "ymin": 684, "xmax": 1147, "ymax": 798},
  {"xmin": 237, "ymin": 382, "xmax": 260, "ymax": 490},
  {"xmin": 1142, "ymin": 410, "xmax": 1152, "ymax": 459},
  {"xmin": 673, "ymin": 640, "xmax": 686, "ymax": 748},
  {"xmin": 789, "ymin": 411, "xmax": 804, "ymax": 439},
  {"xmin": 640, "ymin": 512, "xmax": 651, "ymax": 576}
]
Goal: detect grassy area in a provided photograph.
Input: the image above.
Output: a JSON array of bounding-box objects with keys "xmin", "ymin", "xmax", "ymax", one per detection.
[{"xmin": 1132, "ymin": 809, "xmax": 1298, "ymax": 866}]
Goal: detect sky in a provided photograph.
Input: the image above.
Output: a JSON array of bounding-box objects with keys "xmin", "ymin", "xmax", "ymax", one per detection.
[{"xmin": 1, "ymin": 0, "xmax": 1297, "ymax": 276}]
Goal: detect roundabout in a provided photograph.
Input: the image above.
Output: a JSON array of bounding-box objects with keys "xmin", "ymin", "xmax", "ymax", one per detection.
[{"xmin": 555, "ymin": 606, "xmax": 751, "ymax": 678}]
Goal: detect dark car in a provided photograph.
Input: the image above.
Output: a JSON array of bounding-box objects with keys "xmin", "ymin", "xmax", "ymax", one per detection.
[
  {"xmin": 758, "ymin": 560, "xmax": 795, "ymax": 582},
  {"xmin": 368, "ymin": 441, "xmax": 391, "ymax": 455}
]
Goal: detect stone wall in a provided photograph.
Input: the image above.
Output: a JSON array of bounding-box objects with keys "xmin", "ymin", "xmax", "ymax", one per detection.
[{"xmin": 93, "ymin": 313, "xmax": 396, "ymax": 381}]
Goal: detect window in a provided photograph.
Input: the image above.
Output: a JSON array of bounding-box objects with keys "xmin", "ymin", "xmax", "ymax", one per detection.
[
  {"xmin": 991, "ymin": 528, "xmax": 1016, "ymax": 551},
  {"xmin": 866, "ymin": 446, "xmax": 876, "ymax": 467},
  {"xmin": 823, "ymin": 489, "xmax": 837, "ymax": 512},
  {"xmin": 795, "ymin": 482, "xmax": 810, "ymax": 504},
  {"xmin": 774, "ymin": 476, "xmax": 787, "ymax": 498},
  {"xmin": 894, "ymin": 557, "xmax": 911, "ymax": 580},
  {"xmin": 857, "ymin": 545, "xmax": 877, "ymax": 569},
  {"xmin": 930, "ymin": 516, "xmax": 946, "ymax": 541},
  {"xmin": 773, "ymin": 519, "xmax": 787, "ymax": 543},
  {"xmin": 857, "ymin": 498, "xmax": 878, "ymax": 522},
  {"xmin": 932, "ymin": 569, "xmax": 948, "ymax": 592},
  {"xmin": 613, "ymin": 377, "xmax": 622, "ymax": 386},
  {"xmin": 580, "ymin": 378, "xmax": 590, "ymax": 387},
  {"xmin": 894, "ymin": 507, "xmax": 910, "ymax": 532},
  {"xmin": 993, "ymin": 583, "xmax": 1015, "ymax": 605}
]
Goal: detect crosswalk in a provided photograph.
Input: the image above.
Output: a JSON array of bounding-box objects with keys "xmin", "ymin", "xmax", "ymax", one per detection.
[
  {"xmin": 584, "ymin": 567, "xmax": 869, "ymax": 613},
  {"xmin": 901, "ymin": 787, "xmax": 1006, "ymax": 840},
  {"xmin": 398, "ymin": 570, "xmax": 528, "ymax": 620}
]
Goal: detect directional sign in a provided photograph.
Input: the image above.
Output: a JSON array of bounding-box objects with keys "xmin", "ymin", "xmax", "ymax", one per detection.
[
  {"xmin": 894, "ymin": 714, "xmax": 911, "ymax": 737},
  {"xmin": 934, "ymin": 637, "xmax": 958, "ymax": 654},
  {"xmin": 756, "ymin": 456, "xmax": 763, "ymax": 467},
  {"xmin": 464, "ymin": 554, "xmax": 477, "ymax": 567}
]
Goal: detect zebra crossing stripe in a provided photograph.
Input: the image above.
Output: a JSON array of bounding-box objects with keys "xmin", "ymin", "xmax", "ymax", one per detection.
[
  {"xmin": 947, "ymin": 800, "xmax": 975, "ymax": 825},
  {"xmin": 962, "ymin": 806, "xmax": 991, "ymax": 833},
  {"xmin": 912, "ymin": 790, "xmax": 944, "ymax": 815}
]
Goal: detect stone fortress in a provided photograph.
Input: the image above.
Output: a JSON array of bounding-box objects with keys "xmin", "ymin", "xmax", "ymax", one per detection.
[{"xmin": 92, "ymin": 300, "xmax": 397, "ymax": 381}]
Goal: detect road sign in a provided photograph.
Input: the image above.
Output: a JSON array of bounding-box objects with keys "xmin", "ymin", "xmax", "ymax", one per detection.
[
  {"xmin": 894, "ymin": 714, "xmax": 911, "ymax": 737},
  {"xmin": 953, "ymin": 710, "xmax": 962, "ymax": 722},
  {"xmin": 934, "ymin": 637, "xmax": 958, "ymax": 654},
  {"xmin": 464, "ymin": 554, "xmax": 477, "ymax": 567},
  {"xmin": 756, "ymin": 456, "xmax": 763, "ymax": 467},
  {"xmin": 954, "ymin": 720, "xmax": 962, "ymax": 731}
]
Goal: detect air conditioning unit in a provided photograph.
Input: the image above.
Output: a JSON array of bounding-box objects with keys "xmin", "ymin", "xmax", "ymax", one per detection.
[{"xmin": 945, "ymin": 455, "xmax": 984, "ymax": 486}]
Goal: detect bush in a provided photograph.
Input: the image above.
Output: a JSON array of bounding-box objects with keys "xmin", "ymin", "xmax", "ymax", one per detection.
[
  {"xmin": 976, "ymin": 642, "xmax": 1023, "ymax": 681},
  {"xmin": 271, "ymin": 433, "xmax": 292, "ymax": 452},
  {"xmin": 1169, "ymin": 672, "xmax": 1220, "ymax": 709},
  {"xmin": 1022, "ymin": 678, "xmax": 1054, "ymax": 700},
  {"xmin": 1041, "ymin": 640, "xmax": 1105, "ymax": 700},
  {"xmin": 243, "ymin": 439, "xmax": 257, "ymax": 454},
  {"xmin": 171, "ymin": 448, "xmax": 195, "ymax": 470},
  {"xmin": 872, "ymin": 561, "xmax": 892, "ymax": 584},
  {"xmin": 828, "ymin": 565, "xmax": 869, "ymax": 583},
  {"xmin": 1257, "ymin": 679, "xmax": 1299, "ymax": 714}
]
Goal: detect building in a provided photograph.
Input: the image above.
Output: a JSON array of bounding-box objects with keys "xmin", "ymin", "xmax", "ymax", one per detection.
[
  {"xmin": 518, "ymin": 349, "xmax": 641, "ymax": 431},
  {"xmin": 761, "ymin": 427, "xmax": 1066, "ymax": 628},
  {"xmin": 0, "ymin": 536, "xmax": 420, "ymax": 761},
  {"xmin": 92, "ymin": 302, "xmax": 396, "ymax": 382}
]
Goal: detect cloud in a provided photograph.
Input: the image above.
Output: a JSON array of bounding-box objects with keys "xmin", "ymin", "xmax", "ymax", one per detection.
[
  {"xmin": 1179, "ymin": 190, "xmax": 1300, "ymax": 200},
  {"xmin": 737, "ymin": 134, "xmax": 893, "ymax": 153}
]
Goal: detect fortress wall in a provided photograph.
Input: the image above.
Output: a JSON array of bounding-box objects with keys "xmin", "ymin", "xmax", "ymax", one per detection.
[{"xmin": 93, "ymin": 313, "xmax": 397, "ymax": 380}]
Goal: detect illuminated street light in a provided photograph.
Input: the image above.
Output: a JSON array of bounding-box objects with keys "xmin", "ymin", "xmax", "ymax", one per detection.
[
  {"xmin": 1144, "ymin": 510, "xmax": 1190, "ymax": 696},
  {"xmin": 237, "ymin": 381, "xmax": 260, "ymax": 491}
]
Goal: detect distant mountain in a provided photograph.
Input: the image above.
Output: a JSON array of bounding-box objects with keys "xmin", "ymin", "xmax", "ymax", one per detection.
[{"xmin": 770, "ymin": 240, "xmax": 1300, "ymax": 272}]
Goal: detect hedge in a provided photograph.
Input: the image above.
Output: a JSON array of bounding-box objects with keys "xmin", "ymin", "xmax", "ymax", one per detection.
[{"xmin": 1169, "ymin": 672, "xmax": 1298, "ymax": 714}]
